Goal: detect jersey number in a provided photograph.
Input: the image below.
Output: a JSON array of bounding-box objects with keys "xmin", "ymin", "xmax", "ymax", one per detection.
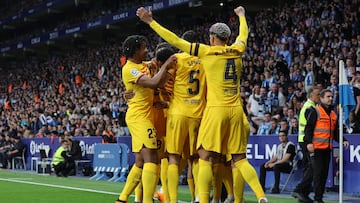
[
  {"xmin": 188, "ymin": 70, "xmax": 200, "ymax": 95},
  {"xmin": 224, "ymin": 59, "xmax": 238, "ymax": 84},
  {"xmin": 147, "ymin": 128, "xmax": 155, "ymax": 138}
]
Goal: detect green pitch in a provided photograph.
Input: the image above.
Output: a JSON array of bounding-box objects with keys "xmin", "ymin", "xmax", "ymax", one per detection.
[{"xmin": 0, "ymin": 170, "xmax": 337, "ymax": 203}]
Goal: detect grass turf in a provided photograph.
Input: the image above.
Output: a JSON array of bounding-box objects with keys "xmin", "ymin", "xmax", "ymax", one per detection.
[{"xmin": 0, "ymin": 170, "xmax": 337, "ymax": 203}]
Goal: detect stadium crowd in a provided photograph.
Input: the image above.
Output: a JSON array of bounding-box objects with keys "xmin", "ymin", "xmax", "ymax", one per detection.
[
  {"xmin": 0, "ymin": 0, "xmax": 359, "ymax": 142},
  {"xmin": 0, "ymin": 0, "xmax": 156, "ymax": 46}
]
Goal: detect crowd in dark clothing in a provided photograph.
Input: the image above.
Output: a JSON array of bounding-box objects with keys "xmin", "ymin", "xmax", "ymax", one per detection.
[
  {"xmin": 0, "ymin": 133, "xmax": 26, "ymax": 168},
  {"xmin": 0, "ymin": 0, "xmax": 359, "ymax": 140},
  {"xmin": 0, "ymin": 0, "xmax": 155, "ymax": 46}
]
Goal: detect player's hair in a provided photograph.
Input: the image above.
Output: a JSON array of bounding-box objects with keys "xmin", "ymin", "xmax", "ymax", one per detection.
[
  {"xmin": 122, "ymin": 35, "xmax": 148, "ymax": 58},
  {"xmin": 181, "ymin": 30, "xmax": 197, "ymax": 42},
  {"xmin": 156, "ymin": 47, "xmax": 175, "ymax": 63}
]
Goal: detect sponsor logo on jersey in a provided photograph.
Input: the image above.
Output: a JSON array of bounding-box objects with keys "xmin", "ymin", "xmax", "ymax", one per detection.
[{"xmin": 130, "ymin": 68, "xmax": 141, "ymax": 77}]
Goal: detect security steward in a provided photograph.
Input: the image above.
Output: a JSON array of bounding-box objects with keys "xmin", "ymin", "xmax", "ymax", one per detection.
[
  {"xmin": 292, "ymin": 87, "xmax": 320, "ymax": 203},
  {"xmin": 52, "ymin": 139, "xmax": 74, "ymax": 177},
  {"xmin": 303, "ymin": 89, "xmax": 349, "ymax": 203}
]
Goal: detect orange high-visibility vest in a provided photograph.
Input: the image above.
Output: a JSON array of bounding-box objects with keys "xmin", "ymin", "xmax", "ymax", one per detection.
[
  {"xmin": 22, "ymin": 81, "xmax": 27, "ymax": 90},
  {"xmin": 312, "ymin": 105, "xmax": 337, "ymax": 150}
]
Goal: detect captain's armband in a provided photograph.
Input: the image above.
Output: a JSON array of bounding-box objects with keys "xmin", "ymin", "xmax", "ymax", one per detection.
[{"xmin": 234, "ymin": 41, "xmax": 246, "ymax": 46}]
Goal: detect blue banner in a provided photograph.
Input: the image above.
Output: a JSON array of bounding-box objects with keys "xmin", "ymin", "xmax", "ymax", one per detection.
[
  {"xmin": 23, "ymin": 136, "xmax": 134, "ymax": 170},
  {"xmin": 1, "ymin": 0, "xmax": 191, "ymax": 54},
  {"xmin": 0, "ymin": 0, "xmax": 72, "ymax": 26},
  {"xmin": 93, "ymin": 144, "xmax": 120, "ymax": 169},
  {"xmin": 21, "ymin": 134, "xmax": 360, "ymax": 194}
]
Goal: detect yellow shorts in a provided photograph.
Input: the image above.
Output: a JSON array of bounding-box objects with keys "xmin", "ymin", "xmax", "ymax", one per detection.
[
  {"xmin": 157, "ymin": 136, "xmax": 167, "ymax": 160},
  {"xmin": 127, "ymin": 119, "xmax": 158, "ymax": 153},
  {"xmin": 228, "ymin": 112, "xmax": 249, "ymax": 155},
  {"xmin": 166, "ymin": 114, "xmax": 201, "ymax": 157},
  {"xmin": 197, "ymin": 106, "xmax": 247, "ymax": 155},
  {"xmin": 153, "ymin": 107, "xmax": 167, "ymax": 159}
]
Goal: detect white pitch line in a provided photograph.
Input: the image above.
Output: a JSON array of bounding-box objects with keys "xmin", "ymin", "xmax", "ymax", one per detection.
[
  {"xmin": 0, "ymin": 177, "xmax": 118, "ymax": 195},
  {"xmin": 0, "ymin": 177, "xmax": 188, "ymax": 203}
]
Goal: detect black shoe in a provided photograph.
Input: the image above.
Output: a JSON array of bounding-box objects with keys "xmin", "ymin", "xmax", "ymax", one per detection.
[
  {"xmin": 271, "ymin": 188, "xmax": 280, "ymax": 194},
  {"xmin": 313, "ymin": 200, "xmax": 324, "ymax": 203},
  {"xmin": 56, "ymin": 172, "xmax": 68, "ymax": 177},
  {"xmin": 292, "ymin": 191, "xmax": 309, "ymax": 202}
]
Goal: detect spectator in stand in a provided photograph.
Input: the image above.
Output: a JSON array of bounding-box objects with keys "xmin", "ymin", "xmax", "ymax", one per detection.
[
  {"xmin": 351, "ymin": 71, "xmax": 360, "ymax": 133},
  {"xmin": 118, "ymin": 103, "xmax": 130, "ymax": 136},
  {"xmin": 267, "ymin": 83, "xmax": 285, "ymax": 115},
  {"xmin": 247, "ymin": 84, "xmax": 264, "ymax": 118},
  {"xmin": 304, "ymin": 62, "xmax": 315, "ymax": 93},
  {"xmin": 261, "ymin": 69, "xmax": 276, "ymax": 90},
  {"xmin": 286, "ymin": 86, "xmax": 296, "ymax": 105},
  {"xmin": 253, "ymin": 112, "xmax": 272, "ymax": 135},
  {"xmin": 267, "ymin": 118, "xmax": 280, "ymax": 135},
  {"xmin": 102, "ymin": 124, "xmax": 116, "ymax": 144},
  {"xmin": 279, "ymin": 44, "xmax": 292, "ymax": 67},
  {"xmin": 289, "ymin": 118, "xmax": 299, "ymax": 135},
  {"xmin": 279, "ymin": 118, "xmax": 289, "ymax": 135}
]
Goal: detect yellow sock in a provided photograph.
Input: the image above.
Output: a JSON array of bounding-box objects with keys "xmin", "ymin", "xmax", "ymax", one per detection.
[
  {"xmin": 212, "ymin": 163, "xmax": 222, "ymax": 201},
  {"xmin": 223, "ymin": 164, "xmax": 233, "ymax": 196},
  {"xmin": 232, "ymin": 167, "xmax": 244, "ymax": 203},
  {"xmin": 192, "ymin": 159, "xmax": 199, "ymax": 199},
  {"xmin": 234, "ymin": 159, "xmax": 265, "ymax": 200},
  {"xmin": 119, "ymin": 165, "xmax": 142, "ymax": 201},
  {"xmin": 135, "ymin": 182, "xmax": 143, "ymax": 202},
  {"xmin": 188, "ymin": 178, "xmax": 195, "ymax": 201},
  {"xmin": 198, "ymin": 159, "xmax": 212, "ymax": 203},
  {"xmin": 160, "ymin": 159, "xmax": 169, "ymax": 203},
  {"xmin": 142, "ymin": 163, "xmax": 159, "ymax": 203},
  {"xmin": 167, "ymin": 164, "xmax": 179, "ymax": 203}
]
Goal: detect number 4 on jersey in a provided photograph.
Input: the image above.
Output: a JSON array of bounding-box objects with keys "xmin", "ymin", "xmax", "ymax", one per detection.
[{"xmin": 224, "ymin": 59, "xmax": 238, "ymax": 84}]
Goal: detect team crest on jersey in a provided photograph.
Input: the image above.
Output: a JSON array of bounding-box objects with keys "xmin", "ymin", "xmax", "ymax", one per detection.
[{"xmin": 130, "ymin": 68, "xmax": 141, "ymax": 77}]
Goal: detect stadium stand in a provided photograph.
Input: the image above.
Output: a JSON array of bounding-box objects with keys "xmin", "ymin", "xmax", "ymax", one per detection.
[{"xmin": 0, "ymin": 0, "xmax": 358, "ymax": 138}]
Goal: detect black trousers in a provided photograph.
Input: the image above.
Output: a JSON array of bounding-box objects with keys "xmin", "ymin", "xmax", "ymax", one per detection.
[
  {"xmin": 260, "ymin": 162, "xmax": 292, "ymax": 190},
  {"xmin": 311, "ymin": 149, "xmax": 331, "ymax": 201},
  {"xmin": 53, "ymin": 161, "xmax": 75, "ymax": 176},
  {"xmin": 294, "ymin": 142, "xmax": 313, "ymax": 196}
]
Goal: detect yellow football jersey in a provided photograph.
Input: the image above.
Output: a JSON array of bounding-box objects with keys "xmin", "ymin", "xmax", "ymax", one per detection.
[
  {"xmin": 167, "ymin": 52, "xmax": 206, "ymax": 118},
  {"xmin": 149, "ymin": 16, "xmax": 248, "ymax": 107},
  {"xmin": 122, "ymin": 60, "xmax": 154, "ymax": 123}
]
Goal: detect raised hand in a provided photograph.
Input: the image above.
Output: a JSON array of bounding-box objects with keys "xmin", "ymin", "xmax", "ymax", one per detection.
[
  {"xmin": 234, "ymin": 6, "xmax": 245, "ymax": 17},
  {"xmin": 136, "ymin": 7, "xmax": 153, "ymax": 24}
]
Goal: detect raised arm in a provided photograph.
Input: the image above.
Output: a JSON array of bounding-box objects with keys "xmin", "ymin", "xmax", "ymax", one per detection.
[
  {"xmin": 233, "ymin": 6, "xmax": 248, "ymax": 52},
  {"xmin": 136, "ymin": 7, "xmax": 195, "ymax": 55},
  {"xmin": 138, "ymin": 55, "xmax": 177, "ymax": 89}
]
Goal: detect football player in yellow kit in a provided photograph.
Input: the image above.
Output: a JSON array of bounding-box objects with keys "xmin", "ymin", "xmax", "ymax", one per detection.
[
  {"xmin": 137, "ymin": 5, "xmax": 267, "ymax": 203},
  {"xmin": 116, "ymin": 35, "xmax": 176, "ymax": 203}
]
